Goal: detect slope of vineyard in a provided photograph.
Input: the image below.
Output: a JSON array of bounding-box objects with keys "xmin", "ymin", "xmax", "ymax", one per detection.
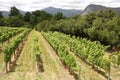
[
  {"xmin": 0, "ymin": 30, "xmax": 74, "ymax": 80},
  {"xmin": 0, "ymin": 27, "xmax": 119, "ymax": 80},
  {"xmin": 42, "ymin": 31, "xmax": 120, "ymax": 80}
]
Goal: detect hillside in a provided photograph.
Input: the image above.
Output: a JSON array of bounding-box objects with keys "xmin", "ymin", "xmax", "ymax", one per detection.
[
  {"xmin": 43, "ymin": 6, "xmax": 82, "ymax": 17},
  {"xmin": 82, "ymin": 4, "xmax": 120, "ymax": 15}
]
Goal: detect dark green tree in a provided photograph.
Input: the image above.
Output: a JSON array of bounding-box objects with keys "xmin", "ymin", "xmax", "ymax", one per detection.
[
  {"xmin": 30, "ymin": 15, "xmax": 37, "ymax": 27},
  {"xmin": 9, "ymin": 7, "xmax": 20, "ymax": 17},
  {"xmin": 0, "ymin": 11, "xmax": 5, "ymax": 26},
  {"xmin": 54, "ymin": 12, "xmax": 65, "ymax": 20},
  {"xmin": 0, "ymin": 11, "xmax": 3, "ymax": 19},
  {"xmin": 30, "ymin": 10, "xmax": 53, "ymax": 27},
  {"xmin": 85, "ymin": 12, "xmax": 96, "ymax": 26},
  {"xmin": 32, "ymin": 10, "xmax": 41, "ymax": 17},
  {"xmin": 6, "ymin": 6, "xmax": 24, "ymax": 27},
  {"xmin": 7, "ymin": 14, "xmax": 24, "ymax": 27},
  {"xmin": 24, "ymin": 12, "xmax": 31, "ymax": 22},
  {"xmin": 37, "ymin": 10, "xmax": 52, "ymax": 22}
]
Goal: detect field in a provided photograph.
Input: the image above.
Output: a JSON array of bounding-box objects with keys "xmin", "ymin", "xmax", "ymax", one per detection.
[{"xmin": 0, "ymin": 27, "xmax": 120, "ymax": 80}]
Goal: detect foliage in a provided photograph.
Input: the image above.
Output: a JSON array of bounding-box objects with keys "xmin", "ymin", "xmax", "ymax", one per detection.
[
  {"xmin": 42, "ymin": 32, "xmax": 78, "ymax": 74},
  {"xmin": 54, "ymin": 12, "xmax": 66, "ymax": 20},
  {"xmin": 36, "ymin": 10, "xmax": 120, "ymax": 47},
  {"xmin": 0, "ymin": 27, "xmax": 25, "ymax": 43},
  {"xmin": 43, "ymin": 31, "xmax": 110, "ymax": 72},
  {"xmin": 24, "ymin": 12, "xmax": 31, "ymax": 22},
  {"xmin": 3, "ymin": 29, "xmax": 30, "ymax": 64},
  {"xmin": 7, "ymin": 14, "xmax": 24, "ymax": 27},
  {"xmin": 9, "ymin": 7, "xmax": 20, "ymax": 17},
  {"xmin": 0, "ymin": 11, "xmax": 3, "ymax": 19}
]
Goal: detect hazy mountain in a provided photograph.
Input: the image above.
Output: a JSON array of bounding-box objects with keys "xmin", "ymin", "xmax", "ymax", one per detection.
[
  {"xmin": 1, "ymin": 11, "xmax": 9, "ymax": 17},
  {"xmin": 42, "ymin": 6, "xmax": 82, "ymax": 17},
  {"xmin": 19, "ymin": 10, "xmax": 26, "ymax": 15},
  {"xmin": 82, "ymin": 4, "xmax": 120, "ymax": 15},
  {"xmin": 1, "ymin": 4, "xmax": 120, "ymax": 17},
  {"xmin": 1, "ymin": 7, "xmax": 82, "ymax": 17}
]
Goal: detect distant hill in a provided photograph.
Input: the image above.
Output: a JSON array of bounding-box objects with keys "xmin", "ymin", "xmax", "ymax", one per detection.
[
  {"xmin": 82, "ymin": 4, "xmax": 120, "ymax": 15},
  {"xmin": 1, "ymin": 11, "xmax": 9, "ymax": 17},
  {"xmin": 19, "ymin": 10, "xmax": 26, "ymax": 15},
  {"xmin": 42, "ymin": 6, "xmax": 82, "ymax": 17}
]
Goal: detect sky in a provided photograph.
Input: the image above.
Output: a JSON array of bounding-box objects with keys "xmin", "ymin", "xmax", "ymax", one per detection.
[{"xmin": 0, "ymin": 0, "xmax": 120, "ymax": 11}]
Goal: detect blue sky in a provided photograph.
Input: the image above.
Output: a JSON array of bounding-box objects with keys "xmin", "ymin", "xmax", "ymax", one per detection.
[{"xmin": 0, "ymin": 0, "xmax": 120, "ymax": 11}]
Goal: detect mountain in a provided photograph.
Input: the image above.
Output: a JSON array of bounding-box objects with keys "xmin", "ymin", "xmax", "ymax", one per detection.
[
  {"xmin": 1, "ymin": 7, "xmax": 81, "ymax": 17},
  {"xmin": 42, "ymin": 7, "xmax": 82, "ymax": 17},
  {"xmin": 82, "ymin": 4, "xmax": 120, "ymax": 15},
  {"xmin": 1, "ymin": 4, "xmax": 120, "ymax": 17},
  {"xmin": 19, "ymin": 10, "xmax": 26, "ymax": 15},
  {"xmin": 1, "ymin": 11, "xmax": 9, "ymax": 17}
]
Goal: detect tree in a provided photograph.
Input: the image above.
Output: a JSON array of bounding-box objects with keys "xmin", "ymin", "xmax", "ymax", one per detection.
[
  {"xmin": 7, "ymin": 14, "xmax": 24, "ymax": 27},
  {"xmin": 0, "ymin": 11, "xmax": 3, "ymax": 19},
  {"xmin": 105, "ymin": 9, "xmax": 115, "ymax": 19},
  {"xmin": 54, "ymin": 12, "xmax": 65, "ymax": 20},
  {"xmin": 0, "ymin": 11, "xmax": 5, "ymax": 26},
  {"xmin": 75, "ymin": 16, "xmax": 88, "ymax": 37},
  {"xmin": 32, "ymin": 10, "xmax": 41, "ymax": 17},
  {"xmin": 96, "ymin": 10, "xmax": 105, "ymax": 18},
  {"xmin": 7, "ymin": 7, "xmax": 24, "ymax": 27},
  {"xmin": 85, "ymin": 12, "xmax": 96, "ymax": 26},
  {"xmin": 30, "ymin": 15, "xmax": 37, "ymax": 27},
  {"xmin": 0, "ymin": 18, "xmax": 5, "ymax": 26},
  {"xmin": 9, "ymin": 7, "xmax": 20, "ymax": 17},
  {"xmin": 37, "ymin": 10, "xmax": 53, "ymax": 22},
  {"xmin": 30, "ymin": 10, "xmax": 53, "ymax": 27},
  {"xmin": 96, "ymin": 9, "xmax": 115, "ymax": 19},
  {"xmin": 24, "ymin": 12, "xmax": 31, "ymax": 22}
]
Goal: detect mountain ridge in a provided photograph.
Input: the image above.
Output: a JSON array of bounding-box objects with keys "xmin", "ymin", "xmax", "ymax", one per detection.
[
  {"xmin": 42, "ymin": 6, "xmax": 82, "ymax": 17},
  {"xmin": 82, "ymin": 4, "xmax": 120, "ymax": 15},
  {"xmin": 1, "ymin": 4, "xmax": 120, "ymax": 17}
]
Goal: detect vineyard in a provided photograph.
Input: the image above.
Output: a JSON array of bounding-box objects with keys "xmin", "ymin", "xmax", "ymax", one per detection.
[{"xmin": 0, "ymin": 27, "xmax": 120, "ymax": 80}]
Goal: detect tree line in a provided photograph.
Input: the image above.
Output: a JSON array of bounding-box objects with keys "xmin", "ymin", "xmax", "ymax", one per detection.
[{"xmin": 0, "ymin": 6, "xmax": 66, "ymax": 28}]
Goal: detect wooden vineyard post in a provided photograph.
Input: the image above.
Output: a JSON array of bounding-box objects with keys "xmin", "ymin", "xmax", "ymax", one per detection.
[
  {"xmin": 78, "ymin": 65, "xmax": 81, "ymax": 80},
  {"xmin": 5, "ymin": 61, "xmax": 8, "ymax": 73},
  {"xmin": 4, "ymin": 52, "xmax": 8, "ymax": 73},
  {"xmin": 108, "ymin": 63, "xmax": 111, "ymax": 80}
]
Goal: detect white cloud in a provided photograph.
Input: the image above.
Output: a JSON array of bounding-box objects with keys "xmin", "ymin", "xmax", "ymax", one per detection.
[{"xmin": 0, "ymin": 0, "xmax": 120, "ymax": 11}]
